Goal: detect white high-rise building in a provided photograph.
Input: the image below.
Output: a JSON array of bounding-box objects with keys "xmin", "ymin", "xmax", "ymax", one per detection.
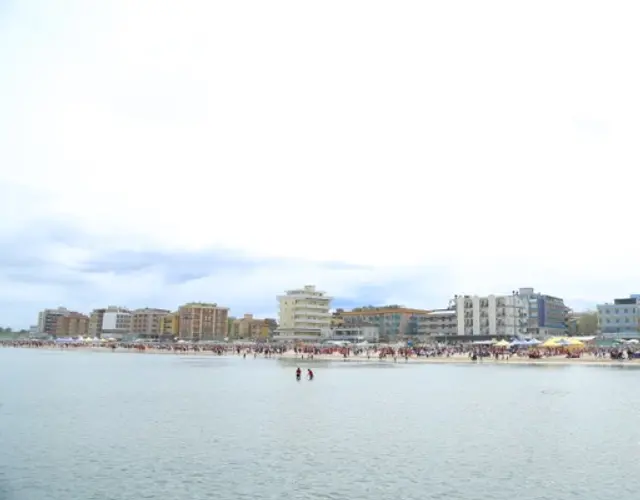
[
  {"xmin": 101, "ymin": 306, "xmax": 132, "ymax": 340},
  {"xmin": 274, "ymin": 285, "xmax": 332, "ymax": 341},
  {"xmin": 455, "ymin": 293, "xmax": 528, "ymax": 337}
]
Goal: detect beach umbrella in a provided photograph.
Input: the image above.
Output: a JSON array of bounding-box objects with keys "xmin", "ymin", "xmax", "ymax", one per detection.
[
  {"xmin": 527, "ymin": 339, "xmax": 541, "ymax": 345},
  {"xmin": 494, "ymin": 340, "xmax": 510, "ymax": 347}
]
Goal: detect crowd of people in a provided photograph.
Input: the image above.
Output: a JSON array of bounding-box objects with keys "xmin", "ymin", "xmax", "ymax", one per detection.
[{"xmin": 2, "ymin": 338, "xmax": 640, "ymax": 362}]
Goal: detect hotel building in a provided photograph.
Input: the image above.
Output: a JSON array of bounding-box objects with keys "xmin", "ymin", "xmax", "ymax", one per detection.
[
  {"xmin": 159, "ymin": 312, "xmax": 180, "ymax": 339},
  {"xmin": 178, "ymin": 302, "xmax": 229, "ymax": 341},
  {"xmin": 101, "ymin": 306, "xmax": 132, "ymax": 340},
  {"xmin": 54, "ymin": 312, "xmax": 90, "ymax": 337},
  {"xmin": 597, "ymin": 294, "xmax": 640, "ymax": 338},
  {"xmin": 37, "ymin": 307, "xmax": 72, "ymax": 336},
  {"xmin": 130, "ymin": 308, "xmax": 171, "ymax": 338},
  {"xmin": 417, "ymin": 309, "xmax": 457, "ymax": 337},
  {"xmin": 88, "ymin": 308, "xmax": 106, "ymax": 337},
  {"xmin": 455, "ymin": 287, "xmax": 567, "ymax": 338},
  {"xmin": 341, "ymin": 306, "xmax": 429, "ymax": 340},
  {"xmin": 230, "ymin": 314, "xmax": 277, "ymax": 340},
  {"xmin": 274, "ymin": 285, "xmax": 332, "ymax": 341}
]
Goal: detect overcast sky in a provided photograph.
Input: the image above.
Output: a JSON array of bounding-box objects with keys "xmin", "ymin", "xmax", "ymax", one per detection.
[{"xmin": 1, "ymin": 0, "xmax": 638, "ymax": 327}]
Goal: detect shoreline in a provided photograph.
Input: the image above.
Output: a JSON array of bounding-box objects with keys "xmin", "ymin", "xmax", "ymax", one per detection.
[{"xmin": 4, "ymin": 345, "xmax": 640, "ymax": 367}]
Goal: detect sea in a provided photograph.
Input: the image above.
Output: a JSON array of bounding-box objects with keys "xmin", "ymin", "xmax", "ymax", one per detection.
[{"xmin": 1, "ymin": 348, "xmax": 639, "ymax": 500}]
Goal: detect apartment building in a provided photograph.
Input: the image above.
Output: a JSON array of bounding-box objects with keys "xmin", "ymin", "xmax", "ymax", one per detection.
[
  {"xmin": 159, "ymin": 312, "xmax": 180, "ymax": 339},
  {"xmin": 341, "ymin": 306, "xmax": 429, "ymax": 340},
  {"xmin": 54, "ymin": 312, "xmax": 90, "ymax": 337},
  {"xmin": 417, "ymin": 309, "xmax": 457, "ymax": 337},
  {"xmin": 230, "ymin": 314, "xmax": 276, "ymax": 339},
  {"xmin": 274, "ymin": 285, "xmax": 332, "ymax": 341},
  {"xmin": 178, "ymin": 302, "xmax": 229, "ymax": 341},
  {"xmin": 454, "ymin": 287, "xmax": 566, "ymax": 337},
  {"xmin": 130, "ymin": 308, "xmax": 170, "ymax": 338},
  {"xmin": 88, "ymin": 308, "xmax": 106, "ymax": 337},
  {"xmin": 455, "ymin": 294, "xmax": 527, "ymax": 337},
  {"xmin": 101, "ymin": 306, "xmax": 132, "ymax": 340},
  {"xmin": 597, "ymin": 294, "xmax": 640, "ymax": 338},
  {"xmin": 37, "ymin": 307, "xmax": 71, "ymax": 335}
]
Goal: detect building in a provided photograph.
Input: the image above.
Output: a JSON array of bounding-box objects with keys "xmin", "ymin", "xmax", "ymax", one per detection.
[
  {"xmin": 327, "ymin": 325, "xmax": 379, "ymax": 343},
  {"xmin": 274, "ymin": 285, "xmax": 332, "ymax": 341},
  {"xmin": 101, "ymin": 306, "xmax": 132, "ymax": 340},
  {"xmin": 230, "ymin": 314, "xmax": 277, "ymax": 340},
  {"xmin": 88, "ymin": 308, "xmax": 106, "ymax": 337},
  {"xmin": 54, "ymin": 312, "xmax": 89, "ymax": 337},
  {"xmin": 341, "ymin": 306, "xmax": 429, "ymax": 340},
  {"xmin": 130, "ymin": 308, "xmax": 171, "ymax": 338},
  {"xmin": 331, "ymin": 309, "xmax": 345, "ymax": 327},
  {"xmin": 597, "ymin": 295, "xmax": 640, "ymax": 338},
  {"xmin": 159, "ymin": 312, "xmax": 180, "ymax": 339},
  {"xmin": 417, "ymin": 309, "xmax": 457, "ymax": 337},
  {"xmin": 456, "ymin": 293, "xmax": 527, "ymax": 337},
  {"xmin": 37, "ymin": 307, "xmax": 71, "ymax": 336},
  {"xmin": 178, "ymin": 302, "xmax": 229, "ymax": 341},
  {"xmin": 517, "ymin": 287, "xmax": 567, "ymax": 337},
  {"xmin": 455, "ymin": 287, "xmax": 567, "ymax": 338}
]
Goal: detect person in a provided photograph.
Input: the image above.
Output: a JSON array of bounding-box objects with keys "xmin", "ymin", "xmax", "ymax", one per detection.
[
  {"xmin": 307, "ymin": 369, "xmax": 314, "ymax": 381},
  {"xmin": 296, "ymin": 367, "xmax": 301, "ymax": 381}
]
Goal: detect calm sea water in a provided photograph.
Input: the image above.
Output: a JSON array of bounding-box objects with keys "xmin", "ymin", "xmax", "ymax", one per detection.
[{"xmin": 1, "ymin": 349, "xmax": 640, "ymax": 500}]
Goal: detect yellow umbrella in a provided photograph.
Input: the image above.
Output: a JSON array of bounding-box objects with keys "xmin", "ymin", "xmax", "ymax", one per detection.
[
  {"xmin": 494, "ymin": 340, "xmax": 510, "ymax": 347},
  {"xmin": 542, "ymin": 338, "xmax": 561, "ymax": 348}
]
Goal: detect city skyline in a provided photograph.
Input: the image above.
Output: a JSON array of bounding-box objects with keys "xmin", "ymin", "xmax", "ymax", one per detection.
[{"xmin": 2, "ymin": 1, "xmax": 638, "ymax": 329}]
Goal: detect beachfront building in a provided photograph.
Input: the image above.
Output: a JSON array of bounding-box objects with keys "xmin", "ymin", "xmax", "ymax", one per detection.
[
  {"xmin": 230, "ymin": 314, "xmax": 277, "ymax": 340},
  {"xmin": 101, "ymin": 306, "xmax": 132, "ymax": 340},
  {"xmin": 417, "ymin": 309, "xmax": 457, "ymax": 337},
  {"xmin": 455, "ymin": 287, "xmax": 567, "ymax": 338},
  {"xmin": 88, "ymin": 308, "xmax": 106, "ymax": 337},
  {"xmin": 341, "ymin": 306, "xmax": 429, "ymax": 341},
  {"xmin": 54, "ymin": 312, "xmax": 89, "ymax": 337},
  {"xmin": 130, "ymin": 308, "xmax": 171, "ymax": 339},
  {"xmin": 274, "ymin": 285, "xmax": 332, "ymax": 341},
  {"xmin": 178, "ymin": 302, "xmax": 229, "ymax": 341},
  {"xmin": 326, "ymin": 325, "xmax": 379, "ymax": 343},
  {"xmin": 37, "ymin": 307, "xmax": 72, "ymax": 336},
  {"xmin": 159, "ymin": 312, "xmax": 180, "ymax": 340},
  {"xmin": 597, "ymin": 295, "xmax": 640, "ymax": 339},
  {"xmin": 455, "ymin": 294, "xmax": 527, "ymax": 337}
]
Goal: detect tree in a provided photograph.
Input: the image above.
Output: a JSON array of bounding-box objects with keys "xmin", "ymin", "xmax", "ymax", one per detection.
[{"xmin": 576, "ymin": 312, "xmax": 598, "ymax": 335}]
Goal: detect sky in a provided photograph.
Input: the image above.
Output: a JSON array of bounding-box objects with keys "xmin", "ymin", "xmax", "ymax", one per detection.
[{"xmin": 1, "ymin": 0, "xmax": 639, "ymax": 328}]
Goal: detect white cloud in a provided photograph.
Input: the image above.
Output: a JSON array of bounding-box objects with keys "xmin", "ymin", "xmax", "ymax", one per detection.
[{"xmin": 1, "ymin": 0, "xmax": 639, "ymax": 325}]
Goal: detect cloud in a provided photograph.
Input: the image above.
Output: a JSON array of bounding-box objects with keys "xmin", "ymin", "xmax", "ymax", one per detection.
[{"xmin": 1, "ymin": 0, "xmax": 639, "ymax": 327}]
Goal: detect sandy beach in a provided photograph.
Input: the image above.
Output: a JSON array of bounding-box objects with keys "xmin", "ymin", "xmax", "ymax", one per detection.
[{"xmin": 8, "ymin": 344, "xmax": 640, "ymax": 367}]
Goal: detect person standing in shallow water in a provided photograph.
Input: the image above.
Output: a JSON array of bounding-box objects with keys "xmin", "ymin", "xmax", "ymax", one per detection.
[
  {"xmin": 307, "ymin": 369, "xmax": 314, "ymax": 380},
  {"xmin": 296, "ymin": 367, "xmax": 301, "ymax": 381}
]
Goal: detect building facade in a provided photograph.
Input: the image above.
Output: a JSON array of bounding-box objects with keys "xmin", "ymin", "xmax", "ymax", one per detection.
[
  {"xmin": 327, "ymin": 325, "xmax": 379, "ymax": 343},
  {"xmin": 341, "ymin": 306, "xmax": 428, "ymax": 340},
  {"xmin": 417, "ymin": 309, "xmax": 457, "ymax": 337},
  {"xmin": 456, "ymin": 294, "xmax": 527, "ymax": 337},
  {"xmin": 230, "ymin": 314, "xmax": 276, "ymax": 340},
  {"xmin": 88, "ymin": 308, "xmax": 106, "ymax": 337},
  {"xmin": 54, "ymin": 312, "xmax": 89, "ymax": 337},
  {"xmin": 159, "ymin": 312, "xmax": 180, "ymax": 339},
  {"xmin": 597, "ymin": 295, "xmax": 640, "ymax": 338},
  {"xmin": 178, "ymin": 303, "xmax": 229, "ymax": 341},
  {"xmin": 37, "ymin": 307, "xmax": 71, "ymax": 336},
  {"xmin": 274, "ymin": 285, "xmax": 332, "ymax": 341},
  {"xmin": 130, "ymin": 308, "xmax": 170, "ymax": 338},
  {"xmin": 101, "ymin": 306, "xmax": 132, "ymax": 340},
  {"xmin": 455, "ymin": 287, "xmax": 567, "ymax": 338}
]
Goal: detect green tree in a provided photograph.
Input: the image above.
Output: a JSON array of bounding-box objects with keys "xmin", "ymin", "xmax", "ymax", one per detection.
[{"xmin": 577, "ymin": 312, "xmax": 598, "ymax": 335}]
